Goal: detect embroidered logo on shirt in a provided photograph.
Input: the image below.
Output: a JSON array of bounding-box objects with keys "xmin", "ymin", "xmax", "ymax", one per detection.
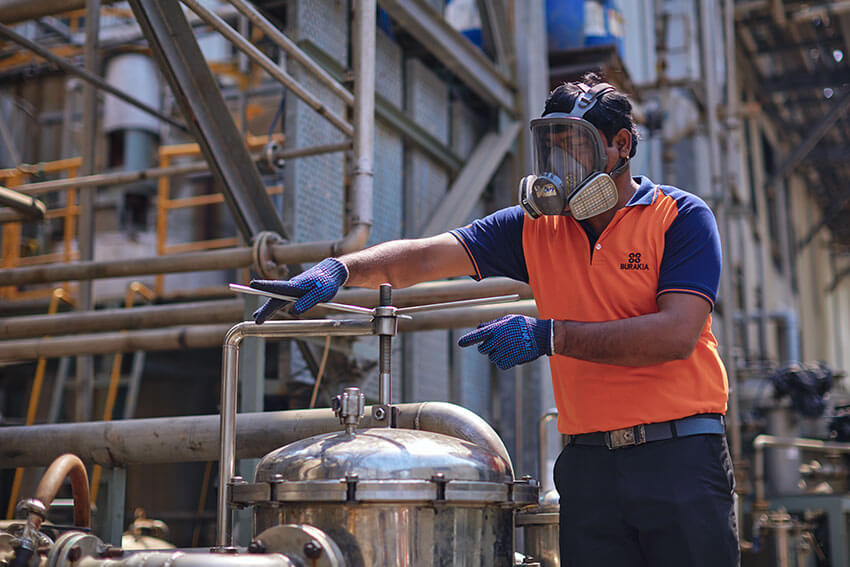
[{"xmin": 620, "ymin": 251, "xmax": 649, "ymax": 271}]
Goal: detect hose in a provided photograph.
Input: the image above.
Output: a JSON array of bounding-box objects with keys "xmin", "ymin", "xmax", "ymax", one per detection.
[{"xmin": 33, "ymin": 453, "xmax": 91, "ymax": 529}]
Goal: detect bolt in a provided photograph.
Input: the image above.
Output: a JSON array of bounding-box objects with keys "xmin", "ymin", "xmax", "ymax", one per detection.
[
  {"xmin": 374, "ymin": 407, "xmax": 386, "ymax": 420},
  {"xmin": 98, "ymin": 544, "xmax": 124, "ymax": 559},
  {"xmin": 303, "ymin": 541, "xmax": 322, "ymax": 559},
  {"xmin": 247, "ymin": 540, "xmax": 266, "ymax": 554},
  {"xmin": 67, "ymin": 545, "xmax": 81, "ymax": 562}
]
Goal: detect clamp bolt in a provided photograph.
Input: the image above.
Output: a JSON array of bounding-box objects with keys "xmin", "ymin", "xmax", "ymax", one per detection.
[
  {"xmin": 67, "ymin": 546, "xmax": 81, "ymax": 562},
  {"xmin": 303, "ymin": 541, "xmax": 322, "ymax": 559},
  {"xmin": 247, "ymin": 540, "xmax": 266, "ymax": 554}
]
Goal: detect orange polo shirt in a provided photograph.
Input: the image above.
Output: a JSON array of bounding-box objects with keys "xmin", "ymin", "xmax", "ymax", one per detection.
[{"xmin": 451, "ymin": 176, "xmax": 728, "ymax": 434}]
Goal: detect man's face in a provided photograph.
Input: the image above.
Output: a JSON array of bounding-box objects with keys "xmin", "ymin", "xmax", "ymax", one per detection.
[{"xmin": 544, "ymin": 125, "xmax": 602, "ymax": 176}]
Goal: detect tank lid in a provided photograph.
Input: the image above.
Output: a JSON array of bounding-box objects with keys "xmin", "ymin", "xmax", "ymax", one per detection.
[
  {"xmin": 247, "ymin": 428, "xmax": 538, "ymax": 506},
  {"xmin": 256, "ymin": 428, "xmax": 511, "ymax": 483}
]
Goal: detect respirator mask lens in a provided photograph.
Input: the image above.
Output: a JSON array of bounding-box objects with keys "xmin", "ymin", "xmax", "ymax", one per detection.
[{"xmin": 530, "ymin": 118, "xmax": 607, "ymax": 195}]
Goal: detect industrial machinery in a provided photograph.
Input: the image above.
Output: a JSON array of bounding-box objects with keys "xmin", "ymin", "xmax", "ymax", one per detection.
[{"xmin": 0, "ymin": 285, "xmax": 542, "ymax": 566}]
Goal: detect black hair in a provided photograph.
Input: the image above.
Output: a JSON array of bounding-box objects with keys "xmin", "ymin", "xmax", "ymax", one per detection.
[{"xmin": 542, "ymin": 72, "xmax": 639, "ymax": 158}]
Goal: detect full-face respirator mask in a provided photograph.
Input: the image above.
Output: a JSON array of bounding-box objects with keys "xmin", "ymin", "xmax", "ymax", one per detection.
[{"xmin": 518, "ymin": 82, "xmax": 628, "ymax": 221}]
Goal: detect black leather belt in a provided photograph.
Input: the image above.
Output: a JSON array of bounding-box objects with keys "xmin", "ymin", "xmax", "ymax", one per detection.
[{"xmin": 565, "ymin": 414, "xmax": 725, "ymax": 450}]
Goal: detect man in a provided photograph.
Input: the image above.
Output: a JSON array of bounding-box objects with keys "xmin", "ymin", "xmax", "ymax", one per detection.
[{"xmin": 250, "ymin": 73, "xmax": 739, "ymax": 567}]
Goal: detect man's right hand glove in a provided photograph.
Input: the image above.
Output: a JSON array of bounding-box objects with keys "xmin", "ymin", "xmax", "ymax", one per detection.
[
  {"xmin": 457, "ymin": 314, "xmax": 553, "ymax": 370},
  {"xmin": 249, "ymin": 257, "xmax": 349, "ymax": 323}
]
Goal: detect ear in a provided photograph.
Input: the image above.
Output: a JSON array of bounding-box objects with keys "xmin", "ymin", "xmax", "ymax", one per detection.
[{"xmin": 612, "ymin": 128, "xmax": 632, "ymax": 158}]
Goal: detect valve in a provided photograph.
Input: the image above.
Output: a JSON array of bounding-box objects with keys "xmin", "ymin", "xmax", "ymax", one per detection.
[{"xmin": 332, "ymin": 387, "xmax": 365, "ymax": 435}]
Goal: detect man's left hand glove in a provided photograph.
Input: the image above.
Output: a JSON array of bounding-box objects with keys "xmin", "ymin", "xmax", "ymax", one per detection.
[{"xmin": 457, "ymin": 315, "xmax": 553, "ymax": 370}]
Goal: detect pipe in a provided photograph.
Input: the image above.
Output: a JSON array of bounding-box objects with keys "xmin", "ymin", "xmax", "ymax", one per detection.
[
  {"xmin": 344, "ymin": 0, "xmax": 375, "ymax": 255},
  {"xmin": 77, "ymin": 553, "xmax": 296, "ymax": 567},
  {"xmin": 178, "ymin": 0, "xmax": 352, "ymax": 137},
  {"xmin": 699, "ymin": 0, "xmax": 741, "ymax": 463},
  {"xmin": 752, "ymin": 434, "xmax": 850, "ymax": 503},
  {"xmin": 0, "ymin": 23, "xmax": 187, "ymax": 132},
  {"xmin": 217, "ymin": 319, "xmax": 376, "ymax": 548},
  {"xmin": 0, "ymin": 403, "xmax": 514, "ymax": 471},
  {"xmin": 722, "ymin": 0, "xmax": 743, "ymax": 463},
  {"xmin": 0, "ymin": 185, "xmax": 46, "ymax": 220},
  {"xmin": 34, "ymin": 454, "xmax": 91, "ymax": 528},
  {"xmin": 0, "ymin": 299, "xmax": 536, "ymax": 361},
  {"xmin": 0, "ymin": 324, "xmax": 233, "ymax": 361},
  {"xmin": 538, "ymin": 409, "xmax": 558, "ymax": 493},
  {"xmin": 0, "ymin": 248, "xmax": 254, "ymax": 287},
  {"xmin": 10, "ymin": 143, "xmax": 349, "ymax": 197},
  {"xmin": 1, "ymin": 279, "xmax": 532, "ymax": 340},
  {"xmin": 226, "ymin": 0, "xmax": 353, "ymax": 107}
]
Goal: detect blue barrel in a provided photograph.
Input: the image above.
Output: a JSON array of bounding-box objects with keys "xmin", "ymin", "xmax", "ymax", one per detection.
[
  {"xmin": 445, "ymin": 0, "xmax": 484, "ymax": 48},
  {"xmin": 584, "ymin": 0, "xmax": 624, "ymax": 56},
  {"xmin": 546, "ymin": 0, "xmax": 585, "ymax": 51}
]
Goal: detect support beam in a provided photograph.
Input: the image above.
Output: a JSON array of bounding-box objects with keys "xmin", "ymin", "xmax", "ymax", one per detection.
[
  {"xmin": 178, "ymin": 0, "xmax": 353, "ymax": 137},
  {"xmin": 377, "ymin": 0, "xmax": 514, "ymax": 111},
  {"xmin": 477, "ymin": 0, "xmax": 512, "ymax": 68},
  {"xmin": 128, "ymin": 0, "xmax": 286, "ymax": 241},
  {"xmin": 0, "ymin": 23, "xmax": 188, "ymax": 133},
  {"xmin": 0, "ymin": 0, "xmax": 115, "ymax": 24},
  {"xmin": 226, "ymin": 0, "xmax": 353, "ymax": 107},
  {"xmin": 766, "ymin": 88, "xmax": 850, "ymax": 188},
  {"xmin": 420, "ymin": 122, "xmax": 520, "ymax": 237}
]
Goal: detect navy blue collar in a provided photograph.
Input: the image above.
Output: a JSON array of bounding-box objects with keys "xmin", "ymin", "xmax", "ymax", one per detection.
[{"xmin": 624, "ymin": 176, "xmax": 657, "ymax": 207}]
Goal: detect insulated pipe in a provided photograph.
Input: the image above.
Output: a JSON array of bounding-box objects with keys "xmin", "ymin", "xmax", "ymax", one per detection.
[
  {"xmin": 0, "ymin": 300, "xmax": 536, "ymax": 361},
  {"xmin": 33, "ymin": 454, "xmax": 91, "ymax": 528},
  {"xmin": 0, "ymin": 279, "xmax": 532, "ymax": 340}
]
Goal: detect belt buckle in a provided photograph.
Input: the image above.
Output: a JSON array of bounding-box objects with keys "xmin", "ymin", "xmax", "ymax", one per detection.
[{"xmin": 605, "ymin": 425, "xmax": 646, "ymax": 449}]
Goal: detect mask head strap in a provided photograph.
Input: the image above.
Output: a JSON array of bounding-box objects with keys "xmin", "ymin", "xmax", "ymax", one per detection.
[{"xmin": 565, "ymin": 82, "xmax": 616, "ymax": 119}]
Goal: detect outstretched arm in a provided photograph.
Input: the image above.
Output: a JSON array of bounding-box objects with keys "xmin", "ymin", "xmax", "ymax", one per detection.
[
  {"xmin": 341, "ymin": 232, "xmax": 476, "ymax": 288},
  {"xmin": 250, "ymin": 233, "xmax": 476, "ymax": 322}
]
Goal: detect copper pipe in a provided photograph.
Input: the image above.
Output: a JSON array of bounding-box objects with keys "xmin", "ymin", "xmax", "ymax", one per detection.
[{"xmin": 33, "ymin": 454, "xmax": 90, "ymax": 528}]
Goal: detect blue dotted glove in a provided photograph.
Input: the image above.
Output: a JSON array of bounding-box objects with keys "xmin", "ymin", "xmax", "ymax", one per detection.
[
  {"xmin": 457, "ymin": 315, "xmax": 553, "ymax": 370},
  {"xmin": 249, "ymin": 258, "xmax": 349, "ymax": 323}
]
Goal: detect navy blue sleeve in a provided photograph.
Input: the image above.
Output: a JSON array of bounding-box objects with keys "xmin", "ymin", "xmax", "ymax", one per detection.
[
  {"xmin": 450, "ymin": 206, "xmax": 528, "ymax": 282},
  {"xmin": 657, "ymin": 190, "xmax": 721, "ymax": 307}
]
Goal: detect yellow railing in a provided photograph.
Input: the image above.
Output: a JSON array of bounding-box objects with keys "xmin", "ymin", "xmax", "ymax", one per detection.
[
  {"xmin": 0, "ymin": 158, "xmax": 81, "ymax": 300},
  {"xmin": 0, "ymin": 134, "xmax": 283, "ymax": 300},
  {"xmin": 154, "ymin": 134, "xmax": 282, "ymax": 294},
  {"xmin": 5, "ymin": 288, "xmax": 76, "ymax": 520}
]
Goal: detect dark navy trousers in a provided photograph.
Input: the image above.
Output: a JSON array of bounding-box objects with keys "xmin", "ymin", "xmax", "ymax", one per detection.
[{"xmin": 554, "ymin": 434, "xmax": 740, "ymax": 567}]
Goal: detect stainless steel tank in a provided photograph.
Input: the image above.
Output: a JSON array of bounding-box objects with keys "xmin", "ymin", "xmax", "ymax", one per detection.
[
  {"xmin": 251, "ymin": 388, "xmax": 537, "ymax": 566},
  {"xmin": 516, "ymin": 488, "xmax": 559, "ymax": 567}
]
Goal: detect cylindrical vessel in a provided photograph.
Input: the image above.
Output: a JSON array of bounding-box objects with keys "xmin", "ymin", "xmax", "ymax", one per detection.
[
  {"xmin": 516, "ymin": 488, "xmax": 560, "ymax": 567},
  {"xmin": 545, "ymin": 0, "xmax": 585, "ymax": 51},
  {"xmin": 252, "ymin": 427, "xmax": 537, "ymax": 566}
]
